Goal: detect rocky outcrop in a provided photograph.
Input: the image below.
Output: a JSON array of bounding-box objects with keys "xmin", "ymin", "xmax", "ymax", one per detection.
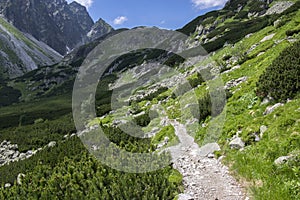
[
  {"xmin": 0, "ymin": 140, "xmax": 56, "ymax": 167},
  {"xmin": 225, "ymin": 77, "xmax": 248, "ymax": 90},
  {"xmin": 0, "ymin": 140, "xmax": 34, "ymax": 166},
  {"xmin": 265, "ymin": 1, "xmax": 295, "ymax": 15},
  {"xmin": 86, "ymin": 18, "xmax": 113, "ymax": 42}
]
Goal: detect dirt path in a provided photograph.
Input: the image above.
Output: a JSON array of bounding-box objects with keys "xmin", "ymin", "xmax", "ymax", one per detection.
[{"xmin": 166, "ymin": 120, "xmax": 248, "ymax": 200}]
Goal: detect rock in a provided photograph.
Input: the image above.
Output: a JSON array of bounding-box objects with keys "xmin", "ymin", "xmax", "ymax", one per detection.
[
  {"xmin": 225, "ymin": 77, "xmax": 247, "ymax": 90},
  {"xmin": 229, "ymin": 137, "xmax": 245, "ymax": 150},
  {"xmin": 112, "ymin": 119, "xmax": 128, "ymax": 126},
  {"xmin": 70, "ymin": 133, "xmax": 77, "ymax": 137},
  {"xmin": 3, "ymin": 150, "xmax": 15, "ymax": 158},
  {"xmin": 12, "ymin": 151, "xmax": 20, "ymax": 159},
  {"xmin": 47, "ymin": 141, "xmax": 57, "ymax": 148},
  {"xmin": 0, "ymin": 148, "xmax": 5, "ymax": 153},
  {"xmin": 178, "ymin": 193, "xmax": 194, "ymax": 200},
  {"xmin": 17, "ymin": 173, "xmax": 25, "ymax": 185},
  {"xmin": 260, "ymin": 125, "xmax": 268, "ymax": 138},
  {"xmin": 265, "ymin": 2, "xmax": 294, "ymax": 15},
  {"xmin": 4, "ymin": 183, "xmax": 11, "ymax": 188},
  {"xmin": 245, "ymin": 33, "xmax": 253, "ymax": 38},
  {"xmin": 19, "ymin": 153, "xmax": 26, "ymax": 160},
  {"xmin": 207, "ymin": 153, "xmax": 215, "ymax": 159},
  {"xmin": 0, "ymin": 140, "xmax": 8, "ymax": 146},
  {"xmin": 274, "ymin": 156, "xmax": 293, "ymax": 166},
  {"xmin": 198, "ymin": 143, "xmax": 221, "ymax": 157},
  {"xmin": 263, "ymin": 103, "xmax": 284, "ymax": 115},
  {"xmin": 0, "ymin": 159, "xmax": 6, "ymax": 165},
  {"xmin": 164, "ymin": 137, "xmax": 169, "ymax": 143},
  {"xmin": 260, "ymin": 33, "xmax": 275, "ymax": 43},
  {"xmin": 274, "ymin": 19, "xmax": 282, "ymax": 28},
  {"xmin": 261, "ymin": 96, "xmax": 274, "ymax": 105},
  {"xmin": 157, "ymin": 137, "xmax": 169, "ymax": 150}
]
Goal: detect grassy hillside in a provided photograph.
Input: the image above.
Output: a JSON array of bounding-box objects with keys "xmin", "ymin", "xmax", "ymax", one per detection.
[{"xmin": 0, "ymin": 0, "xmax": 299, "ymax": 199}]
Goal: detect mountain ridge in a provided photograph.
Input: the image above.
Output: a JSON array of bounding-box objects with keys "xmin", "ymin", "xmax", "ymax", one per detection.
[{"xmin": 0, "ymin": 0, "xmax": 113, "ymax": 55}]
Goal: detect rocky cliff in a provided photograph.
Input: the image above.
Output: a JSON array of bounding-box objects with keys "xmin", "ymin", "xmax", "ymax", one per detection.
[{"xmin": 0, "ymin": 0, "xmax": 113, "ymax": 55}]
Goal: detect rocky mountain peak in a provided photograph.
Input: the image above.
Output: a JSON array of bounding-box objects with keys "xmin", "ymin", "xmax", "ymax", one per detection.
[
  {"xmin": 0, "ymin": 0, "xmax": 112, "ymax": 55},
  {"xmin": 87, "ymin": 18, "xmax": 114, "ymax": 42}
]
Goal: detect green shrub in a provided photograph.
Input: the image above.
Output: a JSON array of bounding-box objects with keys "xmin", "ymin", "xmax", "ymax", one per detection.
[{"xmin": 256, "ymin": 41, "xmax": 300, "ymax": 101}]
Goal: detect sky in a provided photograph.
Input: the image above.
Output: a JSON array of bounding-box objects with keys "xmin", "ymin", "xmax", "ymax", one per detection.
[{"xmin": 67, "ymin": 0, "xmax": 228, "ymax": 30}]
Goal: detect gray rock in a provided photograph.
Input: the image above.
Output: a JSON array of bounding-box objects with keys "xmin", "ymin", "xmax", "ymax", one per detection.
[
  {"xmin": 198, "ymin": 143, "xmax": 221, "ymax": 157},
  {"xmin": 164, "ymin": 137, "xmax": 169, "ymax": 143},
  {"xmin": 12, "ymin": 151, "xmax": 20, "ymax": 159},
  {"xmin": 19, "ymin": 153, "xmax": 26, "ymax": 160},
  {"xmin": 178, "ymin": 194, "xmax": 194, "ymax": 200},
  {"xmin": 260, "ymin": 125, "xmax": 268, "ymax": 138},
  {"xmin": 260, "ymin": 34, "xmax": 275, "ymax": 43},
  {"xmin": 0, "ymin": 140, "xmax": 8, "ymax": 146},
  {"xmin": 265, "ymin": 2, "xmax": 294, "ymax": 15},
  {"xmin": 261, "ymin": 96, "xmax": 272, "ymax": 105},
  {"xmin": 229, "ymin": 137, "xmax": 245, "ymax": 150},
  {"xmin": 0, "ymin": 159, "xmax": 6, "ymax": 165},
  {"xmin": 263, "ymin": 103, "xmax": 284, "ymax": 115},
  {"xmin": 225, "ymin": 77, "xmax": 247, "ymax": 90},
  {"xmin": 274, "ymin": 156, "xmax": 293, "ymax": 166},
  {"xmin": 48, "ymin": 141, "xmax": 57, "ymax": 148},
  {"xmin": 3, "ymin": 150, "xmax": 15, "ymax": 158}
]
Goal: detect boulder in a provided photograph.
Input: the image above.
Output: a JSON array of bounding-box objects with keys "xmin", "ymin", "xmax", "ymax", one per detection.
[
  {"xmin": 229, "ymin": 137, "xmax": 245, "ymax": 150},
  {"xmin": 274, "ymin": 156, "xmax": 293, "ymax": 166},
  {"xmin": 260, "ymin": 33, "xmax": 275, "ymax": 42},
  {"xmin": 260, "ymin": 125, "xmax": 268, "ymax": 138},
  {"xmin": 48, "ymin": 141, "xmax": 57, "ymax": 148},
  {"xmin": 263, "ymin": 103, "xmax": 284, "ymax": 115},
  {"xmin": 198, "ymin": 143, "xmax": 221, "ymax": 157}
]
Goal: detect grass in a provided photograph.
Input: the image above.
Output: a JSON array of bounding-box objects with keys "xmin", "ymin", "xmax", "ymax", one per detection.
[
  {"xmin": 192, "ymin": 8, "xmax": 300, "ymax": 199},
  {"xmin": 151, "ymin": 125, "xmax": 179, "ymax": 148}
]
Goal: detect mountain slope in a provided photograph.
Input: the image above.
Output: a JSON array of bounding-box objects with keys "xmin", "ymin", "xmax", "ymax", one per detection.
[
  {"xmin": 0, "ymin": 16, "xmax": 62, "ymax": 80},
  {"xmin": 0, "ymin": 0, "xmax": 113, "ymax": 55},
  {"xmin": 0, "ymin": 0, "xmax": 299, "ymax": 199}
]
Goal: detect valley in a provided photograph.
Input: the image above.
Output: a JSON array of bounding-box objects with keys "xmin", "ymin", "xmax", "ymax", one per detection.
[{"xmin": 0, "ymin": 0, "xmax": 299, "ymax": 199}]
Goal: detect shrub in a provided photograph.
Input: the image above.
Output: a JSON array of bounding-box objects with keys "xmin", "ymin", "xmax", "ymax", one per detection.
[{"xmin": 256, "ymin": 41, "xmax": 300, "ymax": 101}]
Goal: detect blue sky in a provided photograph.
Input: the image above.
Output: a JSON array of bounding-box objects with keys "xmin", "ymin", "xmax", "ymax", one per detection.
[{"xmin": 68, "ymin": 0, "xmax": 228, "ymax": 30}]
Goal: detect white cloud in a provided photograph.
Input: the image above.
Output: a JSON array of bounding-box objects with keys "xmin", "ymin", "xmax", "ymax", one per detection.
[
  {"xmin": 191, "ymin": 0, "xmax": 227, "ymax": 9},
  {"xmin": 113, "ymin": 16, "xmax": 128, "ymax": 25},
  {"xmin": 68, "ymin": 0, "xmax": 94, "ymax": 9}
]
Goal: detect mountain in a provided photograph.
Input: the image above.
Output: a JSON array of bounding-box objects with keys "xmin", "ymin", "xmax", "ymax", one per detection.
[
  {"xmin": 0, "ymin": 0, "xmax": 300, "ymax": 199},
  {"xmin": 0, "ymin": 16, "xmax": 62, "ymax": 80},
  {"xmin": 0, "ymin": 0, "xmax": 113, "ymax": 55},
  {"xmin": 86, "ymin": 18, "xmax": 114, "ymax": 42}
]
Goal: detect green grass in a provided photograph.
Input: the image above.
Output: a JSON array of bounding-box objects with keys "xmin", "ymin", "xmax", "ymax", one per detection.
[
  {"xmin": 152, "ymin": 125, "xmax": 179, "ymax": 148},
  {"xmin": 192, "ymin": 8, "xmax": 300, "ymax": 199}
]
